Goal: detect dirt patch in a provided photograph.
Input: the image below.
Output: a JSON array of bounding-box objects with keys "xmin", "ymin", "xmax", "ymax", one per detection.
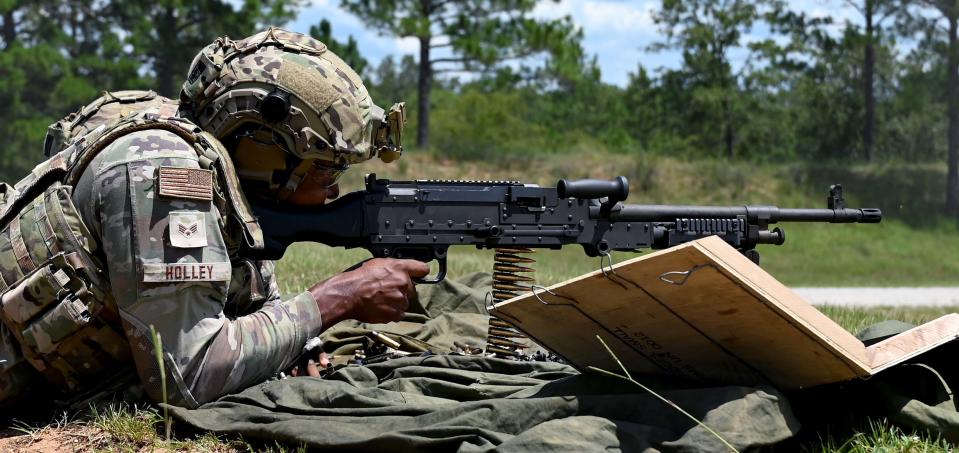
[{"xmin": 0, "ymin": 425, "xmax": 109, "ymax": 452}]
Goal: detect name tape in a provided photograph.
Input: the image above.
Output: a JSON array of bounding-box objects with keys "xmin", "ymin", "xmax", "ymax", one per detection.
[{"xmin": 143, "ymin": 262, "xmax": 231, "ymax": 282}]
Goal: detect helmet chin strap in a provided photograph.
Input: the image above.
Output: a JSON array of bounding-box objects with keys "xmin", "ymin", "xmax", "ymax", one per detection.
[{"xmin": 276, "ymin": 159, "xmax": 314, "ymax": 202}]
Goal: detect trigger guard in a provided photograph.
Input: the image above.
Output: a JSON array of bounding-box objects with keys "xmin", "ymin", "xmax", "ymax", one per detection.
[{"xmin": 414, "ymin": 258, "xmax": 448, "ymax": 284}]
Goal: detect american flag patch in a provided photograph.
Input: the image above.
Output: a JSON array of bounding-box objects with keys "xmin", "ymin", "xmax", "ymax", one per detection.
[{"xmin": 158, "ymin": 166, "xmax": 213, "ymax": 201}]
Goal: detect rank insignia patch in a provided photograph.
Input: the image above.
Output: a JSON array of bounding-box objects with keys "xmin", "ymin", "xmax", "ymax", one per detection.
[
  {"xmin": 158, "ymin": 166, "xmax": 213, "ymax": 201},
  {"xmin": 169, "ymin": 211, "xmax": 208, "ymax": 248}
]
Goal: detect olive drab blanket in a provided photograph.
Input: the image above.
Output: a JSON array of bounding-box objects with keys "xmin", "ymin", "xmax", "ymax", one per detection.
[{"xmin": 168, "ymin": 274, "xmax": 959, "ymax": 451}]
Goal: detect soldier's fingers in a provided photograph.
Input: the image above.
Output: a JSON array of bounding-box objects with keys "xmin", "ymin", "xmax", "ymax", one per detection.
[
  {"xmin": 400, "ymin": 260, "xmax": 430, "ymax": 278},
  {"xmin": 306, "ymin": 359, "xmax": 321, "ymax": 377},
  {"xmin": 386, "ymin": 293, "xmax": 408, "ymax": 321},
  {"xmin": 319, "ymin": 352, "xmax": 330, "ymax": 369},
  {"xmin": 403, "ymin": 277, "xmax": 416, "ymax": 300}
]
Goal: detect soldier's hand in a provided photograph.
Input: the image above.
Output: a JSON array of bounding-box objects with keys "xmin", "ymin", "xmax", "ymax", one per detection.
[
  {"xmin": 288, "ymin": 351, "xmax": 330, "ymax": 378},
  {"xmin": 310, "ymin": 258, "xmax": 430, "ymax": 327}
]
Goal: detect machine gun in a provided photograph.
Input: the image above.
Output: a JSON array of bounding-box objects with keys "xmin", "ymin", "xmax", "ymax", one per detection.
[
  {"xmin": 246, "ymin": 173, "xmax": 881, "ymax": 284},
  {"xmin": 247, "ymin": 174, "xmax": 881, "ymax": 358}
]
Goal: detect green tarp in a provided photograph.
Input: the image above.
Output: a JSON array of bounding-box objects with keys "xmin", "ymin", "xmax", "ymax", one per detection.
[
  {"xmin": 169, "ymin": 356, "xmax": 797, "ymax": 452},
  {"xmin": 168, "ymin": 274, "xmax": 959, "ymax": 450}
]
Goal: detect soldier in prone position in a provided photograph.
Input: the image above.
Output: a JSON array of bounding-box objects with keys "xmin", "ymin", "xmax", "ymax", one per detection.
[{"xmin": 0, "ymin": 28, "xmax": 425, "ymax": 410}]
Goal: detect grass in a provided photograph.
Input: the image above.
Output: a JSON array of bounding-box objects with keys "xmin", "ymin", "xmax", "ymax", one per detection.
[
  {"xmin": 819, "ymin": 304, "xmax": 959, "ymax": 335},
  {"xmin": 812, "ymin": 419, "xmax": 952, "ymax": 452},
  {"xmin": 761, "ymin": 220, "xmax": 959, "ymax": 287},
  {"xmin": 3, "ymin": 403, "xmax": 308, "ymax": 452}
]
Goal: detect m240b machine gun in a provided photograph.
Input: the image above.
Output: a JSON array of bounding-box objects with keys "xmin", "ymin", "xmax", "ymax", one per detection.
[
  {"xmin": 247, "ymin": 174, "xmax": 881, "ymax": 284},
  {"xmin": 248, "ymin": 174, "xmax": 881, "ymax": 358}
]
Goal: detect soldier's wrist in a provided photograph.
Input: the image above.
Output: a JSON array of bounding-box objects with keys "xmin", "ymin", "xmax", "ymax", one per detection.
[{"xmin": 308, "ymin": 275, "xmax": 357, "ymax": 330}]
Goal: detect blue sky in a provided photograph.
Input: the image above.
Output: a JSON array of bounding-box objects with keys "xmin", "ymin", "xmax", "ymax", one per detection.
[{"xmin": 285, "ymin": 0, "xmax": 867, "ymax": 87}]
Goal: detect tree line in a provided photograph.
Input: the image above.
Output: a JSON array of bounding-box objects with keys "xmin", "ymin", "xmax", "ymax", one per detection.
[{"xmin": 1, "ymin": 0, "xmax": 957, "ymax": 214}]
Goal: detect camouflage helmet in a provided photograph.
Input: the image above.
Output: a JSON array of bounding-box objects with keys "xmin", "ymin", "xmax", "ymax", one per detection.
[{"xmin": 180, "ymin": 27, "xmax": 404, "ymax": 197}]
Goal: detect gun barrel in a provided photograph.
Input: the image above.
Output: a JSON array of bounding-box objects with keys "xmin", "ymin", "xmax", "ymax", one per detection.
[
  {"xmin": 775, "ymin": 208, "xmax": 882, "ymax": 223},
  {"xmin": 609, "ymin": 205, "xmax": 882, "ymax": 224}
]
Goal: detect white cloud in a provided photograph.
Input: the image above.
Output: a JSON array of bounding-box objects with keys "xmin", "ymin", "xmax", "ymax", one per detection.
[
  {"xmin": 581, "ymin": 1, "xmax": 656, "ymax": 34},
  {"xmin": 532, "ymin": 0, "xmax": 575, "ymax": 20},
  {"xmin": 294, "ymin": 1, "xmax": 361, "ymax": 29},
  {"xmin": 395, "ymin": 37, "xmax": 420, "ymax": 54}
]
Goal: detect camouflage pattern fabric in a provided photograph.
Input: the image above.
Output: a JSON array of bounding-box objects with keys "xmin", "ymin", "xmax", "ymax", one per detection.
[
  {"xmin": 45, "ymin": 90, "xmax": 171, "ymax": 157},
  {"xmin": 0, "ymin": 321, "xmax": 37, "ymax": 409},
  {"xmin": 183, "ymin": 27, "xmax": 380, "ymax": 167},
  {"xmin": 67, "ymin": 127, "xmax": 324, "ymax": 408},
  {"xmin": 0, "ymin": 183, "xmax": 132, "ymax": 400}
]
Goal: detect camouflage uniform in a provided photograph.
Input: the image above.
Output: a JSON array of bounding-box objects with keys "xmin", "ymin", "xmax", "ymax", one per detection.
[
  {"xmin": 0, "ymin": 27, "xmax": 402, "ymax": 409},
  {"xmin": 70, "ymin": 126, "xmax": 323, "ymax": 408}
]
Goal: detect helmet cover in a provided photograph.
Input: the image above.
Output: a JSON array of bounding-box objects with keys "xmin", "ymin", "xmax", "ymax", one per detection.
[{"xmin": 180, "ymin": 28, "xmax": 404, "ymax": 170}]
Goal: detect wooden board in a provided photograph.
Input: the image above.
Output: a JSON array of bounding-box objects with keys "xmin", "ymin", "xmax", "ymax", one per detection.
[
  {"xmin": 491, "ymin": 236, "xmax": 899, "ymax": 390},
  {"xmin": 866, "ymin": 314, "xmax": 959, "ymax": 371}
]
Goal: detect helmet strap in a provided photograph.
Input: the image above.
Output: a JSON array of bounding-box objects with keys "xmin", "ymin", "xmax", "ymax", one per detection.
[{"xmin": 276, "ymin": 159, "xmax": 313, "ymax": 201}]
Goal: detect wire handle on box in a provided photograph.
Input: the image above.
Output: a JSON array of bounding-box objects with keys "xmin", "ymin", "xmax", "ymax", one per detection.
[
  {"xmin": 658, "ymin": 264, "xmax": 709, "ymax": 286},
  {"xmin": 599, "ymin": 251, "xmax": 642, "ymax": 290}
]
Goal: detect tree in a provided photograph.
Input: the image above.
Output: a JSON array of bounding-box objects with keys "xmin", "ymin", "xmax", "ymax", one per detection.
[
  {"xmin": 940, "ymin": 0, "xmax": 959, "ymax": 215},
  {"xmin": 309, "ymin": 18, "xmax": 368, "ymax": 75},
  {"xmin": 340, "ymin": 0, "xmax": 581, "ymax": 148},
  {"xmin": 839, "ymin": 0, "xmax": 901, "ymax": 161},
  {"xmin": 114, "ymin": 0, "xmax": 301, "ymax": 97},
  {"xmin": 368, "ymin": 55, "xmax": 418, "ymax": 104},
  {"xmin": 904, "ymin": 0, "xmax": 959, "ymax": 214},
  {"xmin": 0, "ymin": 0, "xmax": 146, "ymax": 182},
  {"xmin": 651, "ymin": 0, "xmax": 772, "ymax": 158},
  {"xmin": 763, "ymin": 11, "xmax": 870, "ymax": 161}
]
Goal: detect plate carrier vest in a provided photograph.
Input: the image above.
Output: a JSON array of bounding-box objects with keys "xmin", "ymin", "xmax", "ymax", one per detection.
[{"xmin": 0, "ymin": 91, "xmax": 263, "ymax": 407}]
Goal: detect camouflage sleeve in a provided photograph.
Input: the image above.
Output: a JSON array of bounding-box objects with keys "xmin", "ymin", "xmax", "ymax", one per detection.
[
  {"xmin": 259, "ymin": 260, "xmax": 284, "ymax": 305},
  {"xmin": 88, "ymin": 129, "xmax": 323, "ymax": 408}
]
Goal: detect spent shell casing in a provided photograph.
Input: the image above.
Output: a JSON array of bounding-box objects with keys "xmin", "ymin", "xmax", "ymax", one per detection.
[
  {"xmin": 369, "ymin": 331, "xmax": 402, "ymax": 349},
  {"xmin": 494, "ymin": 253, "xmax": 536, "ymax": 264}
]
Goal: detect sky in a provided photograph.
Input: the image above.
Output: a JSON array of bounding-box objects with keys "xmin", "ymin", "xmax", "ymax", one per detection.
[{"xmin": 285, "ymin": 0, "xmax": 870, "ymax": 87}]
